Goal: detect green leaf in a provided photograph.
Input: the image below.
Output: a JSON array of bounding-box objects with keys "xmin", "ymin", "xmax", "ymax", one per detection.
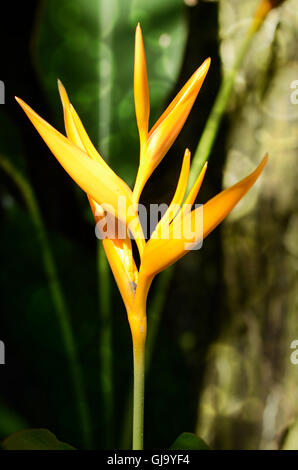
[
  {"xmin": 170, "ymin": 432, "xmax": 209, "ymax": 450},
  {"xmin": 35, "ymin": 0, "xmax": 187, "ymax": 185},
  {"xmin": 2, "ymin": 429, "xmax": 76, "ymax": 450}
]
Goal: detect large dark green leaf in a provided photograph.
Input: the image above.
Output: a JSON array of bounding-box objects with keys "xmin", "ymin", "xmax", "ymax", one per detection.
[
  {"xmin": 35, "ymin": 0, "xmax": 187, "ymax": 186},
  {"xmin": 170, "ymin": 432, "xmax": 209, "ymax": 450},
  {"xmin": 2, "ymin": 429, "xmax": 75, "ymax": 450}
]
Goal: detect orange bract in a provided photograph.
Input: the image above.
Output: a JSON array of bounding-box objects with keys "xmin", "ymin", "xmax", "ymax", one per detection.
[{"xmin": 132, "ymin": 25, "xmax": 210, "ymax": 203}]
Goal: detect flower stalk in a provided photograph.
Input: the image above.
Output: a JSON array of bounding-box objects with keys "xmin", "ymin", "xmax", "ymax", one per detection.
[{"xmin": 132, "ymin": 334, "xmax": 146, "ymax": 450}]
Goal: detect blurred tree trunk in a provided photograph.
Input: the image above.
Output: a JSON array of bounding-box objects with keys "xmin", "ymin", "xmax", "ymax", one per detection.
[{"xmin": 196, "ymin": 0, "xmax": 298, "ymax": 450}]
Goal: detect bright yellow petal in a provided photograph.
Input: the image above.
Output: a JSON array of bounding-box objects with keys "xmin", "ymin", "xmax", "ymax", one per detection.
[
  {"xmin": 147, "ymin": 58, "xmax": 210, "ymax": 155},
  {"xmin": 58, "ymin": 80, "xmax": 132, "ymax": 195},
  {"xmin": 58, "ymin": 84, "xmax": 146, "ymax": 255},
  {"xmin": 58, "ymin": 80, "xmax": 144, "ymax": 309},
  {"xmin": 133, "ymin": 58, "xmax": 210, "ymax": 201},
  {"xmin": 15, "ymin": 96, "xmax": 133, "ymax": 224},
  {"xmin": 149, "ymin": 58, "xmax": 210, "ymax": 139},
  {"xmin": 180, "ymin": 161, "xmax": 208, "ymax": 217},
  {"xmin": 57, "ymin": 79, "xmax": 83, "ymax": 148},
  {"xmin": 103, "ymin": 237, "xmax": 137, "ymax": 312},
  {"xmin": 59, "ymin": 82, "xmax": 117, "ymax": 171},
  {"xmin": 134, "ymin": 23, "xmax": 150, "ymax": 148},
  {"xmin": 152, "ymin": 148, "xmax": 190, "ymax": 239},
  {"xmin": 58, "ymin": 80, "xmax": 125, "ymax": 173},
  {"xmin": 140, "ymin": 155, "xmax": 268, "ymax": 276},
  {"xmin": 89, "ymin": 197, "xmax": 138, "ymax": 312},
  {"xmin": 58, "ymin": 79, "xmax": 100, "ymax": 160},
  {"xmin": 70, "ymin": 105, "xmax": 109, "ymax": 166},
  {"xmin": 202, "ymin": 155, "xmax": 268, "ymax": 238},
  {"xmin": 58, "ymin": 79, "xmax": 143, "ymax": 264}
]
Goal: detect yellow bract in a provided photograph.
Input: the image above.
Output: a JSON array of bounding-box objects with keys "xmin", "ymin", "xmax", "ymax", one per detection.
[
  {"xmin": 15, "ymin": 97, "xmax": 134, "ymax": 225},
  {"xmin": 134, "ymin": 22, "xmax": 150, "ymax": 148},
  {"xmin": 132, "ymin": 24, "xmax": 211, "ymax": 203},
  {"xmin": 139, "ymin": 155, "xmax": 268, "ymax": 278}
]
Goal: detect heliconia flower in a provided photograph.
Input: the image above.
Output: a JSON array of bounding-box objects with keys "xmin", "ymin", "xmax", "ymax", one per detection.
[
  {"xmin": 132, "ymin": 23, "xmax": 211, "ymax": 203},
  {"xmin": 15, "ymin": 23, "xmax": 268, "ymax": 353}
]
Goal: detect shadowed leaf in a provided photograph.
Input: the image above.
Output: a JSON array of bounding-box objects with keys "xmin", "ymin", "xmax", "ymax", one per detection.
[{"xmin": 170, "ymin": 432, "xmax": 209, "ymax": 450}]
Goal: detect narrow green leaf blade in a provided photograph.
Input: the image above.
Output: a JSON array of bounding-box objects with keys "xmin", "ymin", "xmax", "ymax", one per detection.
[
  {"xmin": 170, "ymin": 432, "xmax": 209, "ymax": 450},
  {"xmin": 2, "ymin": 429, "xmax": 75, "ymax": 450}
]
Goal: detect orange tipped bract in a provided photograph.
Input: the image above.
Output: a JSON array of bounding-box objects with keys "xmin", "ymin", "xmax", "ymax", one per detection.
[
  {"xmin": 139, "ymin": 155, "xmax": 268, "ymax": 278},
  {"xmin": 134, "ymin": 23, "xmax": 150, "ymax": 147},
  {"xmin": 132, "ymin": 44, "xmax": 211, "ymax": 202}
]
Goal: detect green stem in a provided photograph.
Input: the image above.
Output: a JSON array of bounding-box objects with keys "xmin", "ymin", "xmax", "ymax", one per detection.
[
  {"xmin": 132, "ymin": 344, "xmax": 145, "ymax": 450},
  {"xmin": 146, "ymin": 267, "xmax": 173, "ymax": 368},
  {"xmin": 97, "ymin": 242, "xmax": 113, "ymax": 447},
  {"xmin": 0, "ymin": 155, "xmax": 92, "ymax": 448},
  {"xmin": 120, "ymin": 267, "xmax": 173, "ymax": 449},
  {"xmin": 188, "ymin": 27, "xmax": 255, "ymax": 188}
]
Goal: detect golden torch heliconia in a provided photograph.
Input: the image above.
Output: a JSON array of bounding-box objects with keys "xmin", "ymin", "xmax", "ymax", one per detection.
[{"xmin": 16, "ymin": 23, "xmax": 268, "ymax": 450}]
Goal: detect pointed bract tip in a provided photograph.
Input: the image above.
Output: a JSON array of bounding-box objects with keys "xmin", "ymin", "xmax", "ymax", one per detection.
[
  {"xmin": 184, "ymin": 148, "xmax": 191, "ymax": 158},
  {"xmin": 57, "ymin": 78, "xmax": 66, "ymax": 92},
  {"xmin": 57, "ymin": 79, "xmax": 63, "ymax": 94},
  {"xmin": 15, "ymin": 96, "xmax": 24, "ymax": 107},
  {"xmin": 15, "ymin": 97, "xmax": 34, "ymax": 115},
  {"xmin": 57, "ymin": 78, "xmax": 65, "ymax": 93},
  {"xmin": 57, "ymin": 79, "xmax": 70, "ymax": 108},
  {"xmin": 203, "ymin": 57, "xmax": 211, "ymax": 71},
  {"xmin": 15, "ymin": 97, "xmax": 34, "ymax": 117},
  {"xmin": 260, "ymin": 153, "xmax": 269, "ymax": 168},
  {"xmin": 192, "ymin": 57, "xmax": 211, "ymax": 83}
]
